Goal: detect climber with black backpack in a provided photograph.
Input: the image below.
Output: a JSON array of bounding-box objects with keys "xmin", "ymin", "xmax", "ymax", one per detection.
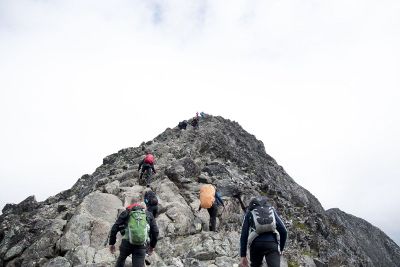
[
  {"xmin": 138, "ymin": 151, "xmax": 156, "ymax": 186},
  {"xmin": 198, "ymin": 184, "xmax": 225, "ymax": 232},
  {"xmin": 109, "ymin": 196, "xmax": 159, "ymax": 267},
  {"xmin": 144, "ymin": 188, "xmax": 159, "ymax": 218},
  {"xmin": 239, "ymin": 196, "xmax": 287, "ymax": 267}
]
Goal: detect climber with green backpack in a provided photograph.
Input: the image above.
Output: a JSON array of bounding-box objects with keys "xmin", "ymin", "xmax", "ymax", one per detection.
[{"xmin": 109, "ymin": 196, "xmax": 159, "ymax": 267}]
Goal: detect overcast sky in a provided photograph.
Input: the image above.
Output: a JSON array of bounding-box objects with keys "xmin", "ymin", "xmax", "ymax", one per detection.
[{"xmin": 0, "ymin": 0, "xmax": 399, "ymax": 245}]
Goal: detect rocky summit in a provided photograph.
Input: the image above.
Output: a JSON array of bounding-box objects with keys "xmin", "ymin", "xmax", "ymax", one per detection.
[{"xmin": 1, "ymin": 115, "xmax": 399, "ymax": 267}]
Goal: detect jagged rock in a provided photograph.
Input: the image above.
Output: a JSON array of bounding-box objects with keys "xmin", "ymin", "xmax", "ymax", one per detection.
[
  {"xmin": 166, "ymin": 257, "xmax": 184, "ymax": 267},
  {"xmin": 313, "ymin": 258, "xmax": 327, "ymax": 267},
  {"xmin": 214, "ymin": 256, "xmax": 238, "ymax": 267},
  {"xmin": 44, "ymin": 257, "xmax": 71, "ymax": 267},
  {"xmin": 104, "ymin": 180, "xmax": 120, "ymax": 195},
  {"xmin": 325, "ymin": 208, "xmax": 400, "ymax": 266},
  {"xmin": 2, "ymin": 238, "xmax": 29, "ymax": 261},
  {"xmin": 119, "ymin": 179, "xmax": 135, "ymax": 188},
  {"xmin": 2, "ymin": 195, "xmax": 38, "ymax": 215},
  {"xmin": 93, "ymin": 248, "xmax": 115, "ymax": 264},
  {"xmin": 1, "ymin": 115, "xmax": 399, "ymax": 266},
  {"xmin": 119, "ymin": 185, "xmax": 146, "ymax": 206},
  {"xmin": 57, "ymin": 192, "xmax": 122, "ymax": 254},
  {"xmin": 197, "ymin": 174, "xmax": 212, "ymax": 184},
  {"xmin": 65, "ymin": 245, "xmax": 96, "ymax": 265},
  {"xmin": 202, "ymin": 162, "xmax": 230, "ymax": 178}
]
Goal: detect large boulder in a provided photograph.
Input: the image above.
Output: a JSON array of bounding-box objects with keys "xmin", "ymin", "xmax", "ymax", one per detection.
[{"xmin": 57, "ymin": 192, "xmax": 122, "ymax": 262}]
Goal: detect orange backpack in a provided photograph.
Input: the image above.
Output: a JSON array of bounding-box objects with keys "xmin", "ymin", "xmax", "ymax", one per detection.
[{"xmin": 199, "ymin": 184, "xmax": 216, "ymax": 209}]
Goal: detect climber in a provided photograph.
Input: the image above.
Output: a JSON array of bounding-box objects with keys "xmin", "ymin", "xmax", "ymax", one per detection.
[
  {"xmin": 190, "ymin": 113, "xmax": 199, "ymax": 129},
  {"xmin": 109, "ymin": 196, "xmax": 159, "ymax": 267},
  {"xmin": 138, "ymin": 150, "xmax": 156, "ymax": 185},
  {"xmin": 191, "ymin": 117, "xmax": 199, "ymax": 129},
  {"xmin": 198, "ymin": 184, "xmax": 225, "ymax": 232},
  {"xmin": 144, "ymin": 188, "xmax": 159, "ymax": 218},
  {"xmin": 178, "ymin": 120, "xmax": 188, "ymax": 130},
  {"xmin": 239, "ymin": 196, "xmax": 287, "ymax": 267}
]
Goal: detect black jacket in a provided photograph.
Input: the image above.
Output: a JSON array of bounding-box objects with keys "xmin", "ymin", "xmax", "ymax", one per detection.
[
  {"xmin": 109, "ymin": 206, "xmax": 159, "ymax": 248},
  {"xmin": 138, "ymin": 159, "xmax": 156, "ymax": 173},
  {"xmin": 144, "ymin": 191, "xmax": 158, "ymax": 207},
  {"xmin": 240, "ymin": 208, "xmax": 287, "ymax": 257}
]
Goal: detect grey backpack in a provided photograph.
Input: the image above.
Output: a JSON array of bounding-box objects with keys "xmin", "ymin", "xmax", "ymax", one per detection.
[{"xmin": 247, "ymin": 198, "xmax": 280, "ymax": 248}]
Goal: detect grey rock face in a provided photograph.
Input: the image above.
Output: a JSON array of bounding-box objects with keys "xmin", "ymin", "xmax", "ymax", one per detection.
[
  {"xmin": 44, "ymin": 257, "xmax": 71, "ymax": 267},
  {"xmin": 1, "ymin": 115, "xmax": 399, "ymax": 267},
  {"xmin": 325, "ymin": 208, "xmax": 400, "ymax": 266},
  {"xmin": 2, "ymin": 195, "xmax": 38, "ymax": 215}
]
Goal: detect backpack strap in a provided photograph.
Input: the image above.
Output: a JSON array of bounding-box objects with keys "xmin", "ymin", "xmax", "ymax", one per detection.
[
  {"xmin": 247, "ymin": 207, "xmax": 281, "ymax": 250},
  {"xmin": 247, "ymin": 211, "xmax": 259, "ymax": 247}
]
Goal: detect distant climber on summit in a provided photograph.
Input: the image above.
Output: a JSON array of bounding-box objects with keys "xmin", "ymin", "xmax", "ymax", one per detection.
[
  {"xmin": 138, "ymin": 151, "xmax": 156, "ymax": 186},
  {"xmin": 178, "ymin": 120, "xmax": 188, "ymax": 130},
  {"xmin": 191, "ymin": 116, "xmax": 199, "ymax": 129},
  {"xmin": 239, "ymin": 196, "xmax": 287, "ymax": 267},
  {"xmin": 198, "ymin": 184, "xmax": 225, "ymax": 232}
]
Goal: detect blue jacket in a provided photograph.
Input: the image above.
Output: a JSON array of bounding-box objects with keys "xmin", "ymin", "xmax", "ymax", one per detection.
[
  {"xmin": 215, "ymin": 191, "xmax": 224, "ymax": 207},
  {"xmin": 240, "ymin": 208, "xmax": 287, "ymax": 257}
]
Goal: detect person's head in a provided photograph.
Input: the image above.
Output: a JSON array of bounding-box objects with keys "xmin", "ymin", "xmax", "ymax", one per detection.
[
  {"xmin": 248, "ymin": 196, "xmax": 268, "ymax": 211},
  {"xmin": 143, "ymin": 187, "xmax": 152, "ymax": 197}
]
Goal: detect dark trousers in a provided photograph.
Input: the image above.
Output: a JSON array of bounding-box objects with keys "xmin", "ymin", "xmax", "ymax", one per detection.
[
  {"xmin": 140, "ymin": 165, "xmax": 152, "ymax": 178},
  {"xmin": 207, "ymin": 203, "xmax": 218, "ymax": 232},
  {"xmin": 250, "ymin": 240, "xmax": 280, "ymax": 267},
  {"xmin": 147, "ymin": 205, "xmax": 158, "ymax": 218},
  {"xmin": 115, "ymin": 240, "xmax": 146, "ymax": 267}
]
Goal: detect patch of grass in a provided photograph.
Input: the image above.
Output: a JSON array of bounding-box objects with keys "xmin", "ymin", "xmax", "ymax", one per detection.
[
  {"xmin": 302, "ymin": 249, "xmax": 318, "ymax": 258},
  {"xmin": 288, "ymin": 260, "xmax": 300, "ymax": 267},
  {"xmin": 293, "ymin": 220, "xmax": 308, "ymax": 231}
]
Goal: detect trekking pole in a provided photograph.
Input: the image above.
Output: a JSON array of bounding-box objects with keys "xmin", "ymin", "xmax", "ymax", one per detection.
[{"xmin": 103, "ymin": 230, "xmax": 111, "ymax": 247}]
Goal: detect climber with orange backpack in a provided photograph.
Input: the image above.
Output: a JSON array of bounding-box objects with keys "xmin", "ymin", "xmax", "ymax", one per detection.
[
  {"xmin": 198, "ymin": 184, "xmax": 225, "ymax": 232},
  {"xmin": 138, "ymin": 151, "xmax": 156, "ymax": 186}
]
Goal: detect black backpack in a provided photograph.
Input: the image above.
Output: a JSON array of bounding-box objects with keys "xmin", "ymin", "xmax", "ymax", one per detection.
[{"xmin": 144, "ymin": 191, "xmax": 158, "ymax": 206}]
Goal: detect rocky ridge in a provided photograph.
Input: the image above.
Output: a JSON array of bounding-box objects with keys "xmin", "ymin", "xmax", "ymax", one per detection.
[{"xmin": 1, "ymin": 115, "xmax": 399, "ymax": 267}]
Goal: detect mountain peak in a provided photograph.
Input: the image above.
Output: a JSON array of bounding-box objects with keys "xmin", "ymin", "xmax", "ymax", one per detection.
[{"xmin": 1, "ymin": 115, "xmax": 399, "ymax": 266}]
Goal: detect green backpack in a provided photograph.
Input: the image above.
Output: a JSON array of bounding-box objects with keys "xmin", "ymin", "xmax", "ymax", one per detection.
[{"xmin": 124, "ymin": 209, "xmax": 150, "ymax": 245}]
